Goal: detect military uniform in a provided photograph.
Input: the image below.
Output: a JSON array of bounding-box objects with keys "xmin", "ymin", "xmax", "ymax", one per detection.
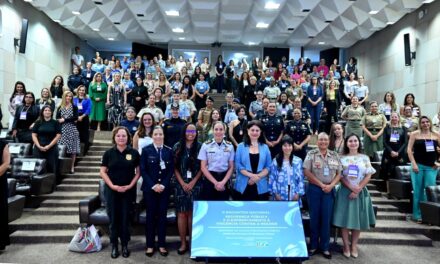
[
  {"xmin": 362, "ymin": 113, "xmax": 387, "ymax": 157},
  {"xmin": 198, "ymin": 139, "xmax": 235, "ymax": 200},
  {"xmin": 162, "ymin": 117, "xmax": 187, "ymax": 148},
  {"xmin": 284, "ymin": 120, "xmax": 311, "ymax": 160},
  {"xmin": 400, "ymin": 116, "xmax": 419, "ymax": 133},
  {"xmin": 261, "ymin": 113, "xmax": 285, "ymax": 158},
  {"xmin": 303, "ymin": 148, "xmax": 342, "ymax": 253},
  {"xmin": 341, "ymin": 105, "xmax": 366, "ymax": 138},
  {"xmin": 286, "ymin": 107, "xmax": 311, "ymax": 123}
]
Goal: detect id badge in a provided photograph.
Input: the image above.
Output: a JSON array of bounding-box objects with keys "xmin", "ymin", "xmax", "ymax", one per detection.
[
  {"xmin": 239, "ymin": 130, "xmax": 243, "ymax": 135},
  {"xmin": 77, "ymin": 103, "xmax": 83, "ymax": 110},
  {"xmin": 136, "ymin": 74, "xmax": 140, "ymax": 78},
  {"xmin": 281, "ymin": 110, "xmax": 287, "ymax": 116},
  {"xmin": 347, "ymin": 165, "xmax": 359, "ymax": 180},
  {"xmin": 323, "ymin": 166, "xmax": 330, "ymax": 177},
  {"xmin": 390, "ymin": 133, "xmax": 399, "ymax": 143},
  {"xmin": 20, "ymin": 112, "xmax": 27, "ymax": 120},
  {"xmin": 293, "ymin": 91, "xmax": 298, "ymax": 96},
  {"xmin": 425, "ymin": 141, "xmax": 435, "ymax": 152},
  {"xmin": 187, "ymin": 171, "xmax": 192, "ymax": 179},
  {"xmin": 97, "ymin": 85, "xmax": 102, "ymax": 92},
  {"xmin": 86, "ymin": 73, "xmax": 91, "ymax": 78},
  {"xmin": 404, "ymin": 120, "xmax": 412, "ymax": 128},
  {"xmin": 313, "ymin": 90, "xmax": 317, "ymax": 96},
  {"xmin": 385, "ymin": 108, "xmax": 391, "ymax": 116},
  {"xmin": 160, "ymin": 161, "xmax": 166, "ymax": 170}
]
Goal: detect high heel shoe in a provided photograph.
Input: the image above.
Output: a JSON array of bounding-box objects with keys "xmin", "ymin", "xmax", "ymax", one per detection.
[
  {"xmin": 145, "ymin": 248, "xmax": 154, "ymax": 257},
  {"xmin": 159, "ymin": 248, "xmax": 169, "ymax": 257},
  {"xmin": 177, "ymin": 247, "xmax": 188, "ymax": 255}
]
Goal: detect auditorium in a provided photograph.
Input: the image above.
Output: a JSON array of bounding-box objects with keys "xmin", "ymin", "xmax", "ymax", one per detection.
[{"xmin": 1, "ymin": 0, "xmax": 440, "ymax": 263}]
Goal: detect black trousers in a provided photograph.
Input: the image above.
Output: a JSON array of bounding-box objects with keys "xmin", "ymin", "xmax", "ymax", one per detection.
[
  {"xmin": 33, "ymin": 145, "xmax": 60, "ymax": 184},
  {"xmin": 144, "ymin": 189, "xmax": 170, "ymax": 248},
  {"xmin": 325, "ymin": 101, "xmax": 338, "ymax": 134},
  {"xmin": 201, "ymin": 171, "xmax": 230, "ymax": 201},
  {"xmin": 240, "ymin": 184, "xmax": 269, "ymax": 201},
  {"xmin": 105, "ymin": 186, "xmax": 134, "ymax": 246},
  {"xmin": 77, "ymin": 116, "xmax": 90, "ymax": 154}
]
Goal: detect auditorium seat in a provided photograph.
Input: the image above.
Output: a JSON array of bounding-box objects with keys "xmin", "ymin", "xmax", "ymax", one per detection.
[
  {"xmin": 388, "ymin": 165, "xmax": 412, "ymax": 199},
  {"xmin": 420, "ymin": 186, "xmax": 440, "ymax": 226},
  {"xmin": 371, "ymin": 151, "xmax": 383, "ymax": 178},
  {"xmin": 58, "ymin": 144, "xmax": 73, "ymax": 175},
  {"xmin": 8, "ymin": 143, "xmax": 32, "ymax": 160},
  {"xmin": 7, "ymin": 178, "xmax": 26, "ymax": 223},
  {"xmin": 10, "ymin": 158, "xmax": 55, "ymax": 195},
  {"xmin": 79, "ymin": 180, "xmax": 109, "ymax": 225}
]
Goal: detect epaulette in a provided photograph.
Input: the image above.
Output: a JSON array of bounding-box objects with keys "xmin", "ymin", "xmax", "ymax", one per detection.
[
  {"xmin": 224, "ymin": 140, "xmax": 232, "ymax": 145},
  {"xmin": 163, "ymin": 145, "xmax": 172, "ymax": 150},
  {"xmin": 205, "ymin": 139, "xmax": 214, "ymax": 144}
]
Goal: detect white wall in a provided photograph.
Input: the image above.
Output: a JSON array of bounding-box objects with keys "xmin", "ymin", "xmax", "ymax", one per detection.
[
  {"xmin": 0, "ymin": 0, "xmax": 94, "ymax": 127},
  {"xmin": 347, "ymin": 0, "xmax": 440, "ymax": 118}
]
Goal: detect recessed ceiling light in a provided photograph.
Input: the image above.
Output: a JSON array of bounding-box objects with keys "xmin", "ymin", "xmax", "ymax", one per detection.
[
  {"xmin": 423, "ymin": 0, "xmax": 434, "ymax": 3},
  {"xmin": 108, "ymin": 38, "xmax": 115, "ymax": 41},
  {"xmin": 147, "ymin": 31, "xmax": 154, "ymax": 34},
  {"xmin": 256, "ymin": 22, "xmax": 269, "ymax": 28},
  {"xmin": 94, "ymin": 1, "xmax": 103, "ymax": 5},
  {"xmin": 308, "ymin": 36, "xmax": 315, "ymax": 38},
  {"xmin": 287, "ymin": 28, "xmax": 294, "ymax": 31},
  {"xmin": 137, "ymin": 14, "xmax": 144, "ymax": 17},
  {"xmin": 369, "ymin": 10, "xmax": 379, "ymax": 15},
  {"xmin": 318, "ymin": 41, "xmax": 325, "ymax": 45},
  {"xmin": 92, "ymin": 28, "xmax": 100, "ymax": 32},
  {"xmin": 165, "ymin": 10, "xmax": 179, "ymax": 16},
  {"xmin": 248, "ymin": 42, "xmax": 256, "ymax": 45},
  {"xmin": 179, "ymin": 37, "xmax": 185, "ymax": 40},
  {"xmin": 172, "ymin": 27, "xmax": 184, "ymax": 33},
  {"xmin": 302, "ymin": 9, "xmax": 311, "ymax": 12},
  {"xmin": 72, "ymin": 11, "xmax": 81, "ymax": 15},
  {"xmin": 387, "ymin": 21, "xmax": 395, "ymax": 25},
  {"xmin": 24, "ymin": 0, "xmax": 33, "ymax": 2},
  {"xmin": 265, "ymin": 2, "xmax": 280, "ymax": 10},
  {"xmin": 325, "ymin": 20, "xmax": 332, "ymax": 23},
  {"xmin": 113, "ymin": 22, "xmax": 120, "ymax": 25},
  {"xmin": 53, "ymin": 19, "xmax": 61, "ymax": 23}
]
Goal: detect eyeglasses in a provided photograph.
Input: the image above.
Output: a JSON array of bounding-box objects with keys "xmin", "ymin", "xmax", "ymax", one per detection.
[{"xmin": 186, "ymin": 130, "xmax": 197, "ymax": 134}]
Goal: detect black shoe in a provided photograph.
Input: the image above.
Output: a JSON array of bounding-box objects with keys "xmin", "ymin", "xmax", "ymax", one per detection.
[
  {"xmin": 159, "ymin": 248, "xmax": 169, "ymax": 257},
  {"xmin": 111, "ymin": 245, "xmax": 119, "ymax": 259},
  {"xmin": 308, "ymin": 249, "xmax": 318, "ymax": 256},
  {"xmin": 145, "ymin": 248, "xmax": 155, "ymax": 257},
  {"xmin": 177, "ymin": 247, "xmax": 187, "ymax": 255},
  {"xmin": 322, "ymin": 251, "xmax": 332, "ymax": 259},
  {"xmin": 122, "ymin": 246, "xmax": 130, "ymax": 258}
]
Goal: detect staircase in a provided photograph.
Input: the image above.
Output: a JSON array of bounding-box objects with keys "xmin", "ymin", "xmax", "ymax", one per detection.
[{"xmin": 9, "ymin": 137, "xmax": 111, "ymax": 243}]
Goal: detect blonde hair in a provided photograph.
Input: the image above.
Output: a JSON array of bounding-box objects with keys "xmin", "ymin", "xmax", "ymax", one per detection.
[
  {"xmin": 75, "ymin": 85, "xmax": 89, "ymax": 99},
  {"xmin": 40, "ymin": 88, "xmax": 53, "ymax": 105},
  {"xmin": 59, "ymin": 91, "xmax": 74, "ymax": 109}
]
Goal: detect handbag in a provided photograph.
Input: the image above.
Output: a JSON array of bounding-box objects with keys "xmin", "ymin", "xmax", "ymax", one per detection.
[{"xmin": 68, "ymin": 225, "xmax": 102, "ymax": 253}]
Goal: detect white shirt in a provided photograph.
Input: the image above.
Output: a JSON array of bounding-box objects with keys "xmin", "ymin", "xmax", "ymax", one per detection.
[{"xmin": 71, "ymin": 54, "xmax": 84, "ymax": 68}]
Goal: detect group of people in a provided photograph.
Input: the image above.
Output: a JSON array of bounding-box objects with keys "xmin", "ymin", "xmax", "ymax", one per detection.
[{"xmin": 2, "ymin": 50, "xmax": 440, "ymax": 260}]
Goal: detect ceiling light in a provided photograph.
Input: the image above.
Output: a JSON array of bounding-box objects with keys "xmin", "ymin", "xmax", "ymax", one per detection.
[
  {"xmin": 147, "ymin": 31, "xmax": 154, "ymax": 34},
  {"xmin": 53, "ymin": 19, "xmax": 61, "ymax": 23},
  {"xmin": 369, "ymin": 10, "xmax": 379, "ymax": 15},
  {"xmin": 287, "ymin": 27, "xmax": 294, "ymax": 31},
  {"xmin": 108, "ymin": 38, "xmax": 114, "ymax": 41},
  {"xmin": 179, "ymin": 37, "xmax": 185, "ymax": 40},
  {"xmin": 302, "ymin": 9, "xmax": 311, "ymax": 12},
  {"xmin": 92, "ymin": 28, "xmax": 100, "ymax": 32},
  {"xmin": 318, "ymin": 41, "xmax": 325, "ymax": 45},
  {"xmin": 265, "ymin": 2, "xmax": 280, "ymax": 10},
  {"xmin": 165, "ymin": 10, "xmax": 179, "ymax": 16},
  {"xmin": 24, "ymin": 0, "xmax": 33, "ymax": 2},
  {"xmin": 256, "ymin": 22, "xmax": 269, "ymax": 28},
  {"xmin": 172, "ymin": 27, "xmax": 184, "ymax": 33},
  {"xmin": 423, "ymin": 0, "xmax": 434, "ymax": 3},
  {"xmin": 325, "ymin": 20, "xmax": 332, "ymax": 23},
  {"xmin": 387, "ymin": 21, "xmax": 395, "ymax": 25},
  {"xmin": 72, "ymin": 11, "xmax": 81, "ymax": 15},
  {"xmin": 248, "ymin": 42, "xmax": 256, "ymax": 45}
]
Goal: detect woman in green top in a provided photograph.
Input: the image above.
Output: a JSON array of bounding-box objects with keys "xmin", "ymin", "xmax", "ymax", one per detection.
[
  {"xmin": 361, "ymin": 101, "xmax": 387, "ymax": 158},
  {"xmin": 341, "ymin": 96, "xmax": 366, "ymax": 138},
  {"xmin": 89, "ymin": 72, "xmax": 108, "ymax": 131}
]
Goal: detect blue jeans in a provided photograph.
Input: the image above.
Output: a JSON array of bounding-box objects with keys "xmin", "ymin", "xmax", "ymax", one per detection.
[
  {"xmin": 307, "ymin": 103, "xmax": 322, "ymax": 133},
  {"xmin": 410, "ymin": 163, "xmax": 437, "ymax": 220},
  {"xmin": 307, "ymin": 183, "xmax": 335, "ymax": 251}
]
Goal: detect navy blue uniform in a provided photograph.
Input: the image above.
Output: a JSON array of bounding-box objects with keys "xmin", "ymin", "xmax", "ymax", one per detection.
[
  {"xmin": 284, "ymin": 120, "xmax": 311, "ymax": 160},
  {"xmin": 81, "ymin": 69, "xmax": 96, "ymax": 92},
  {"xmin": 261, "ymin": 113, "xmax": 284, "ymax": 158},
  {"xmin": 140, "ymin": 144, "xmax": 174, "ymax": 248},
  {"xmin": 162, "ymin": 118, "xmax": 187, "ymax": 148}
]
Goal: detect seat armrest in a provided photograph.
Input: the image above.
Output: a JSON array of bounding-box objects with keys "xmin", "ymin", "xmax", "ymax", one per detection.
[
  {"xmin": 79, "ymin": 195, "xmax": 101, "ymax": 224},
  {"xmin": 420, "ymin": 201, "xmax": 440, "ymax": 226},
  {"xmin": 31, "ymin": 173, "xmax": 55, "ymax": 195}
]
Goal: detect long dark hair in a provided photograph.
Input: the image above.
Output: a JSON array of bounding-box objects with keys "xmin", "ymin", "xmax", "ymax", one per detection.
[
  {"xmin": 242, "ymin": 120, "xmax": 266, "ymax": 146},
  {"xmin": 329, "ymin": 123, "xmax": 344, "ymax": 150},
  {"xmin": 275, "ymin": 135, "xmax": 294, "ymax": 171},
  {"xmin": 10, "ymin": 81, "xmax": 27, "ymax": 102},
  {"xmin": 403, "ymin": 93, "xmax": 419, "ymax": 108},
  {"xmin": 175, "ymin": 123, "xmax": 199, "ymax": 169},
  {"xmin": 137, "ymin": 112, "xmax": 155, "ymax": 138},
  {"xmin": 36, "ymin": 105, "xmax": 53, "ymax": 124},
  {"xmin": 342, "ymin": 133, "xmax": 363, "ymax": 155},
  {"xmin": 50, "ymin": 75, "xmax": 64, "ymax": 88}
]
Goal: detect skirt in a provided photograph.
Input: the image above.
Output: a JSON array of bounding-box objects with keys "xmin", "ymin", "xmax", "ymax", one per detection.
[
  {"xmin": 345, "ymin": 120, "xmax": 363, "ymax": 138},
  {"xmin": 174, "ymin": 179, "xmax": 202, "ymax": 213},
  {"xmin": 332, "ymin": 185, "xmax": 376, "ymax": 230},
  {"xmin": 363, "ymin": 130, "xmax": 383, "ymax": 158}
]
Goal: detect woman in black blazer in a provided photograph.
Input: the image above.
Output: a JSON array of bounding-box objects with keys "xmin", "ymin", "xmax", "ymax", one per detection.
[{"xmin": 140, "ymin": 126, "xmax": 174, "ymax": 257}]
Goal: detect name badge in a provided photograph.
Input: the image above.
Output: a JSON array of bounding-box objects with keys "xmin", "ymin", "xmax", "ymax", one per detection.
[
  {"xmin": 136, "ymin": 74, "xmax": 140, "ymax": 78},
  {"xmin": 132, "ymin": 127, "xmax": 137, "ymax": 131},
  {"xmin": 0, "ymin": 131, "xmax": 7, "ymax": 139},
  {"xmin": 347, "ymin": 165, "xmax": 359, "ymax": 180},
  {"xmin": 20, "ymin": 112, "xmax": 27, "ymax": 120},
  {"xmin": 282, "ymin": 84, "xmax": 286, "ymax": 88},
  {"xmin": 404, "ymin": 120, "xmax": 412, "ymax": 128},
  {"xmin": 126, "ymin": 154, "xmax": 132, "ymax": 160},
  {"xmin": 313, "ymin": 90, "xmax": 317, "ymax": 96},
  {"xmin": 22, "ymin": 161, "xmax": 36, "ymax": 171},
  {"xmin": 390, "ymin": 132, "xmax": 399, "ymax": 143},
  {"xmin": 97, "ymin": 85, "xmax": 102, "ymax": 92},
  {"xmin": 314, "ymin": 161, "xmax": 321, "ymax": 169},
  {"xmin": 281, "ymin": 110, "xmax": 287, "ymax": 116},
  {"xmin": 425, "ymin": 141, "xmax": 435, "ymax": 152},
  {"xmin": 385, "ymin": 108, "xmax": 391, "ymax": 115},
  {"xmin": 77, "ymin": 103, "xmax": 83, "ymax": 110},
  {"xmin": 239, "ymin": 130, "xmax": 243, "ymax": 135},
  {"xmin": 219, "ymin": 65, "xmax": 223, "ymax": 69},
  {"xmin": 160, "ymin": 161, "xmax": 166, "ymax": 170},
  {"xmin": 293, "ymin": 91, "xmax": 298, "ymax": 96},
  {"xmin": 186, "ymin": 171, "xmax": 192, "ymax": 179},
  {"xmin": 323, "ymin": 166, "xmax": 330, "ymax": 177},
  {"xmin": 86, "ymin": 73, "xmax": 91, "ymax": 78}
]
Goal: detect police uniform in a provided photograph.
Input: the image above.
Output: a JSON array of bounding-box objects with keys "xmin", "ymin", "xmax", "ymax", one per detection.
[
  {"xmin": 303, "ymin": 148, "xmax": 342, "ymax": 253},
  {"xmin": 197, "ymin": 139, "xmax": 235, "ymax": 200},
  {"xmin": 162, "ymin": 117, "xmax": 186, "ymax": 148},
  {"xmin": 284, "ymin": 120, "xmax": 311, "ymax": 160},
  {"xmin": 261, "ymin": 113, "xmax": 285, "ymax": 158},
  {"xmin": 140, "ymin": 144, "xmax": 174, "ymax": 249},
  {"xmin": 286, "ymin": 107, "xmax": 311, "ymax": 123},
  {"xmin": 101, "ymin": 146, "xmax": 140, "ymax": 248}
]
